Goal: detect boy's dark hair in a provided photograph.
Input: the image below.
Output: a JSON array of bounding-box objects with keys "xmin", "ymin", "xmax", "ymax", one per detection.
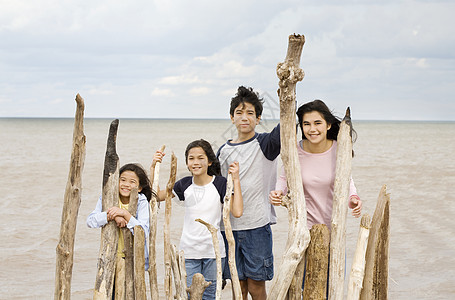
[
  {"xmin": 119, "ymin": 163, "xmax": 153, "ymax": 201},
  {"xmin": 184, "ymin": 139, "xmax": 221, "ymax": 176},
  {"xmin": 229, "ymin": 86, "xmax": 264, "ymax": 118}
]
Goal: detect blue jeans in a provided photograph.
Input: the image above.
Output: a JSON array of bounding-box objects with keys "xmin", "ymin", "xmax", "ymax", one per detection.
[
  {"xmin": 222, "ymin": 224, "xmax": 274, "ymax": 281},
  {"xmin": 185, "ymin": 257, "xmax": 226, "ymax": 300}
]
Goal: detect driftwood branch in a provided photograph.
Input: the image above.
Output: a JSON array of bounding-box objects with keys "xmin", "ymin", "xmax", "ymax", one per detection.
[
  {"xmin": 328, "ymin": 108, "xmax": 353, "ymax": 300},
  {"xmin": 148, "ymin": 144, "xmax": 165, "ymax": 299},
  {"xmin": 196, "ymin": 219, "xmax": 222, "ymax": 300},
  {"xmin": 134, "ymin": 226, "xmax": 147, "ymax": 299},
  {"xmin": 222, "ymin": 173, "xmax": 242, "ymax": 299},
  {"xmin": 170, "ymin": 244, "xmax": 187, "ymax": 300},
  {"xmin": 94, "ymin": 119, "xmax": 120, "ymax": 300},
  {"xmin": 347, "ymin": 214, "xmax": 371, "ymax": 300},
  {"xmin": 123, "ymin": 187, "xmax": 139, "ymax": 299},
  {"xmin": 360, "ymin": 185, "xmax": 390, "ymax": 300},
  {"xmin": 269, "ymin": 33, "xmax": 309, "ymax": 299},
  {"xmin": 302, "ymin": 224, "xmax": 330, "ymax": 300},
  {"xmin": 187, "ymin": 273, "xmax": 211, "ymax": 300},
  {"xmin": 164, "ymin": 153, "xmax": 177, "ymax": 300},
  {"xmin": 54, "ymin": 94, "xmax": 86, "ymax": 300}
]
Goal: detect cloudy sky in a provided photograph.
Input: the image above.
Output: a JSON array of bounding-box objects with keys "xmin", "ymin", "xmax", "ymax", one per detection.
[{"xmin": 1, "ymin": 0, "xmax": 454, "ymax": 120}]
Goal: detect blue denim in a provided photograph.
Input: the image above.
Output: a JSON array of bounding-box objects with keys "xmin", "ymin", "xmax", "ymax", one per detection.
[
  {"xmin": 222, "ymin": 224, "xmax": 274, "ymax": 281},
  {"xmin": 185, "ymin": 257, "xmax": 226, "ymax": 300}
]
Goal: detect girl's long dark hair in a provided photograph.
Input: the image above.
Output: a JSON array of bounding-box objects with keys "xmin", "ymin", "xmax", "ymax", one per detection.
[
  {"xmin": 297, "ymin": 99, "xmax": 357, "ymax": 156},
  {"xmin": 184, "ymin": 139, "xmax": 221, "ymax": 176},
  {"xmin": 119, "ymin": 163, "xmax": 153, "ymax": 201}
]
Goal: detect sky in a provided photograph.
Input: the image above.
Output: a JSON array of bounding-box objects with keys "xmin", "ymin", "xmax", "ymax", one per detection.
[{"xmin": 0, "ymin": 0, "xmax": 454, "ymax": 121}]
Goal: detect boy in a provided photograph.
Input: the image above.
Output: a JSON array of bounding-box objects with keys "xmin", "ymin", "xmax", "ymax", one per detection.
[{"xmin": 217, "ymin": 86, "xmax": 280, "ymax": 300}]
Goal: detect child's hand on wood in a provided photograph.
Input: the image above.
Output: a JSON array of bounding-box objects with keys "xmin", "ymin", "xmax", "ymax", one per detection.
[
  {"xmin": 228, "ymin": 161, "xmax": 240, "ymax": 181},
  {"xmin": 269, "ymin": 190, "xmax": 284, "ymax": 206},
  {"xmin": 107, "ymin": 207, "xmax": 131, "ymax": 222},
  {"xmin": 152, "ymin": 150, "xmax": 165, "ymax": 167},
  {"xmin": 114, "ymin": 216, "xmax": 128, "ymax": 227},
  {"xmin": 349, "ymin": 195, "xmax": 362, "ymax": 218}
]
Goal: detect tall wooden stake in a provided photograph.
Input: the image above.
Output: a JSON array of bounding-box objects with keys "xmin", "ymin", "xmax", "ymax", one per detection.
[
  {"xmin": 268, "ymin": 34, "xmax": 310, "ymax": 299},
  {"xmin": 149, "ymin": 145, "xmax": 165, "ymax": 299},
  {"xmin": 303, "ymin": 224, "xmax": 330, "ymax": 300},
  {"xmin": 54, "ymin": 94, "xmax": 86, "ymax": 300},
  {"xmin": 94, "ymin": 119, "xmax": 120, "ymax": 300},
  {"xmin": 196, "ymin": 219, "xmax": 223, "ymax": 300},
  {"xmin": 329, "ymin": 108, "xmax": 354, "ymax": 300},
  {"xmin": 360, "ymin": 185, "xmax": 390, "ymax": 300},
  {"xmin": 347, "ymin": 214, "xmax": 371, "ymax": 300},
  {"xmin": 164, "ymin": 153, "xmax": 177, "ymax": 300},
  {"xmin": 123, "ymin": 187, "xmax": 139, "ymax": 299},
  {"xmin": 134, "ymin": 226, "xmax": 147, "ymax": 299},
  {"xmin": 222, "ymin": 173, "xmax": 242, "ymax": 299}
]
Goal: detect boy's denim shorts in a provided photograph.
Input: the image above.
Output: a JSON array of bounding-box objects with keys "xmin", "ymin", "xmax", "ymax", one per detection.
[{"xmin": 222, "ymin": 224, "xmax": 274, "ymax": 281}]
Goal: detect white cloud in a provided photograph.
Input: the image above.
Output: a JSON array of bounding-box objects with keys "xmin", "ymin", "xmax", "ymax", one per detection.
[{"xmin": 151, "ymin": 88, "xmax": 174, "ymax": 97}]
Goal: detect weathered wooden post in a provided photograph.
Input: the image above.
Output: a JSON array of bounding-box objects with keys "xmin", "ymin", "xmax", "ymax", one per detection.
[
  {"xmin": 196, "ymin": 218, "xmax": 223, "ymax": 300},
  {"xmin": 328, "ymin": 108, "xmax": 354, "ymax": 300},
  {"xmin": 222, "ymin": 173, "xmax": 242, "ymax": 299},
  {"xmin": 187, "ymin": 273, "xmax": 211, "ymax": 299},
  {"xmin": 134, "ymin": 225, "xmax": 147, "ymax": 299},
  {"xmin": 54, "ymin": 94, "xmax": 86, "ymax": 300},
  {"xmin": 94, "ymin": 119, "xmax": 120, "ymax": 300},
  {"xmin": 360, "ymin": 185, "xmax": 390, "ymax": 300},
  {"xmin": 122, "ymin": 187, "xmax": 139, "ymax": 299},
  {"xmin": 170, "ymin": 244, "xmax": 187, "ymax": 300},
  {"xmin": 302, "ymin": 224, "xmax": 330, "ymax": 300},
  {"xmin": 268, "ymin": 34, "xmax": 310, "ymax": 299},
  {"xmin": 149, "ymin": 145, "xmax": 165, "ymax": 299},
  {"xmin": 347, "ymin": 214, "xmax": 371, "ymax": 300},
  {"xmin": 164, "ymin": 153, "xmax": 178, "ymax": 300}
]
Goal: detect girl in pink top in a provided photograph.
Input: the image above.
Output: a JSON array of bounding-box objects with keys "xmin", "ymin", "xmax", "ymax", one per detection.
[{"xmin": 269, "ymin": 100, "xmax": 362, "ymax": 229}]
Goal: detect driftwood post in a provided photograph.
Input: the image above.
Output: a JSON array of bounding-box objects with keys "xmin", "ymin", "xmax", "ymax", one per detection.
[
  {"xmin": 222, "ymin": 173, "xmax": 242, "ymax": 299},
  {"xmin": 196, "ymin": 218, "xmax": 222, "ymax": 300},
  {"xmin": 302, "ymin": 224, "xmax": 330, "ymax": 300},
  {"xmin": 187, "ymin": 273, "xmax": 211, "ymax": 299},
  {"xmin": 164, "ymin": 153, "xmax": 178, "ymax": 300},
  {"xmin": 149, "ymin": 145, "xmax": 165, "ymax": 299},
  {"xmin": 134, "ymin": 225, "xmax": 147, "ymax": 299},
  {"xmin": 122, "ymin": 187, "xmax": 139, "ymax": 299},
  {"xmin": 54, "ymin": 94, "xmax": 86, "ymax": 300},
  {"xmin": 347, "ymin": 214, "xmax": 371, "ymax": 300},
  {"xmin": 360, "ymin": 185, "xmax": 390, "ymax": 300},
  {"xmin": 94, "ymin": 119, "xmax": 120, "ymax": 300},
  {"xmin": 328, "ymin": 108, "xmax": 353, "ymax": 300},
  {"xmin": 170, "ymin": 244, "xmax": 187, "ymax": 300},
  {"xmin": 268, "ymin": 34, "xmax": 310, "ymax": 299}
]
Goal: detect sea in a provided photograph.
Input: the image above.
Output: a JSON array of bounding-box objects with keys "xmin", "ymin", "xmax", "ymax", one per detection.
[{"xmin": 0, "ymin": 117, "xmax": 454, "ymax": 299}]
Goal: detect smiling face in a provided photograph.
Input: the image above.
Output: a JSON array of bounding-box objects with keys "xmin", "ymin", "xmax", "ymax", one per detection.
[
  {"xmin": 230, "ymin": 102, "xmax": 261, "ymax": 141},
  {"xmin": 186, "ymin": 146, "xmax": 212, "ymax": 177},
  {"xmin": 119, "ymin": 170, "xmax": 141, "ymax": 203},
  {"xmin": 302, "ymin": 111, "xmax": 332, "ymax": 146}
]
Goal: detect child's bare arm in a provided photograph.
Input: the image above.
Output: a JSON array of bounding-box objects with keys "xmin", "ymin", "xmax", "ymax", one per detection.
[
  {"xmin": 229, "ymin": 161, "xmax": 243, "ymax": 218},
  {"xmin": 152, "ymin": 149, "xmax": 167, "ymax": 202}
]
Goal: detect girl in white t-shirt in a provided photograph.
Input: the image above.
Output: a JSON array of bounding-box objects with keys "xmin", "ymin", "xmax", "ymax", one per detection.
[{"xmin": 154, "ymin": 139, "xmax": 243, "ymax": 300}]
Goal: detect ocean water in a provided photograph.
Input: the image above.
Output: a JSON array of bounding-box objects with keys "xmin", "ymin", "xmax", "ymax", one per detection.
[{"xmin": 0, "ymin": 118, "xmax": 454, "ymax": 299}]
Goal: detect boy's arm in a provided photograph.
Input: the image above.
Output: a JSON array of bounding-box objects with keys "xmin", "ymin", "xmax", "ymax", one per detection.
[
  {"xmin": 257, "ymin": 123, "xmax": 281, "ymax": 161},
  {"xmin": 228, "ymin": 161, "xmax": 243, "ymax": 218}
]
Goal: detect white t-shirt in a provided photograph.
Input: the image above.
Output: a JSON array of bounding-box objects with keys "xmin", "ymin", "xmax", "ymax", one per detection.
[{"xmin": 173, "ymin": 175, "xmax": 227, "ymax": 259}]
